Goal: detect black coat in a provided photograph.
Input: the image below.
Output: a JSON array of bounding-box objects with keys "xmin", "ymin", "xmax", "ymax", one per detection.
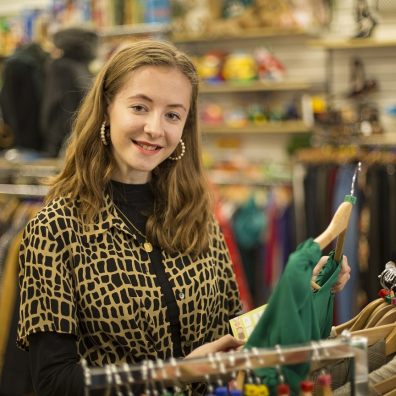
[
  {"xmin": 40, "ymin": 57, "xmax": 93, "ymax": 157},
  {"xmin": 0, "ymin": 44, "xmax": 47, "ymax": 151}
]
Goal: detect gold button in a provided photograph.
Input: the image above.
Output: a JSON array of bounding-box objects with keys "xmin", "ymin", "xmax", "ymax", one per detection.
[{"xmin": 143, "ymin": 242, "xmax": 153, "ymax": 252}]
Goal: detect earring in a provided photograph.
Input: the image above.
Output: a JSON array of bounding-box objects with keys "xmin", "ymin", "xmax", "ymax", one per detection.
[
  {"xmin": 168, "ymin": 138, "xmax": 185, "ymax": 161},
  {"xmin": 100, "ymin": 121, "xmax": 109, "ymax": 146}
]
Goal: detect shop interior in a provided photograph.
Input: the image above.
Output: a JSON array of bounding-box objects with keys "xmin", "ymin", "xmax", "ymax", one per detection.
[{"xmin": 0, "ymin": 0, "xmax": 396, "ymax": 395}]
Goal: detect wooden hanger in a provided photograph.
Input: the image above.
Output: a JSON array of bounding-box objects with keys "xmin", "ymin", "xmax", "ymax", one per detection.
[
  {"xmin": 333, "ymin": 298, "xmax": 383, "ymax": 334},
  {"xmin": 311, "ymin": 200, "xmax": 354, "ymax": 290},
  {"xmin": 364, "ymin": 304, "xmax": 394, "ymax": 328},
  {"xmin": 376, "ymin": 308, "xmax": 396, "ymax": 328},
  {"xmin": 385, "ymin": 324, "xmax": 396, "ymax": 356},
  {"xmin": 350, "ymin": 323, "xmax": 395, "ymax": 347},
  {"xmin": 373, "ymin": 375, "xmax": 396, "ymax": 395},
  {"xmin": 371, "ymin": 326, "xmax": 396, "ymax": 395},
  {"xmin": 349, "ymin": 301, "xmax": 388, "ymax": 331},
  {"xmin": 313, "ymin": 201, "xmax": 353, "ymax": 251}
]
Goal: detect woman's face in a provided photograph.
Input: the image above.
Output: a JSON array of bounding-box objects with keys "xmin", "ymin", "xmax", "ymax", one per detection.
[{"xmin": 107, "ymin": 65, "xmax": 192, "ymax": 184}]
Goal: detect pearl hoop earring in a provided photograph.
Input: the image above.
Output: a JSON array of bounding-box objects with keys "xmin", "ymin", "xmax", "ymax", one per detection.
[
  {"xmin": 100, "ymin": 121, "xmax": 109, "ymax": 146},
  {"xmin": 168, "ymin": 139, "xmax": 185, "ymax": 161}
]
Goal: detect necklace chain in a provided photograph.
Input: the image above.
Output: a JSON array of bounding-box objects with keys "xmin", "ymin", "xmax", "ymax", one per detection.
[{"xmin": 113, "ymin": 203, "xmax": 153, "ymax": 253}]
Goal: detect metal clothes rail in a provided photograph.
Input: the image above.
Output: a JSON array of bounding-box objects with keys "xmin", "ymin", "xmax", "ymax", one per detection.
[
  {"xmin": 0, "ymin": 184, "xmax": 49, "ymax": 197},
  {"xmin": 82, "ymin": 335, "xmax": 368, "ymax": 395}
]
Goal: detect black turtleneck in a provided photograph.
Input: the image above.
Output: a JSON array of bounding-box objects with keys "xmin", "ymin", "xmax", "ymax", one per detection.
[
  {"xmin": 109, "ymin": 179, "xmax": 154, "ymax": 234},
  {"xmin": 109, "ymin": 180, "xmax": 182, "ymax": 357},
  {"xmin": 28, "ymin": 181, "xmax": 182, "ymax": 396}
]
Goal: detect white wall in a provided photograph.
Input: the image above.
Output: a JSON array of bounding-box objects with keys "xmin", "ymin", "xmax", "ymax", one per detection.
[{"xmin": 0, "ymin": 0, "xmax": 49, "ymax": 16}]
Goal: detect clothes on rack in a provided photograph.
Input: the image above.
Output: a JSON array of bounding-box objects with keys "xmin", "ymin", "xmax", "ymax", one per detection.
[
  {"xmin": 215, "ymin": 184, "xmax": 295, "ymax": 307},
  {"xmin": 0, "ymin": 199, "xmax": 42, "ymax": 395},
  {"xmin": 294, "ymin": 158, "xmax": 396, "ymax": 324},
  {"xmin": 0, "ymin": 43, "xmax": 48, "ymax": 152},
  {"xmin": 40, "ymin": 28, "xmax": 98, "ymax": 157},
  {"xmin": 321, "ymin": 261, "xmax": 396, "ymax": 395},
  {"xmin": 364, "ymin": 164, "xmax": 396, "ymax": 302},
  {"xmin": 215, "ymin": 200, "xmax": 253, "ymax": 312}
]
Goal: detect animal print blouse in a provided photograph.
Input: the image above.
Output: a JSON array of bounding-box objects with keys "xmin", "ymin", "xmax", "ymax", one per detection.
[{"xmin": 17, "ymin": 195, "xmax": 242, "ymax": 368}]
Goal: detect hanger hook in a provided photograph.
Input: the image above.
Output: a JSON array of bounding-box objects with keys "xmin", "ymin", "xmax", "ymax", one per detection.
[
  {"xmin": 122, "ymin": 362, "xmax": 134, "ymax": 396},
  {"xmin": 350, "ymin": 161, "xmax": 362, "ymax": 196},
  {"xmin": 81, "ymin": 359, "xmax": 92, "ymax": 396},
  {"xmin": 274, "ymin": 345, "xmax": 285, "ymax": 384},
  {"xmin": 110, "ymin": 364, "xmax": 123, "ymax": 396},
  {"xmin": 104, "ymin": 365, "xmax": 113, "ymax": 396}
]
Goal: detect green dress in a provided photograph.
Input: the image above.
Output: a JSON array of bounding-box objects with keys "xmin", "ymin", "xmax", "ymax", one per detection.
[{"xmin": 245, "ymin": 238, "xmax": 341, "ymax": 395}]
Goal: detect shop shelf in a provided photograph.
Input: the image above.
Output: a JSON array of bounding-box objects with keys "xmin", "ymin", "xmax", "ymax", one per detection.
[
  {"xmin": 358, "ymin": 133, "xmax": 396, "ymax": 146},
  {"xmin": 310, "ymin": 38, "xmax": 396, "ymax": 50},
  {"xmin": 172, "ymin": 28, "xmax": 315, "ymax": 43},
  {"xmin": 201, "ymin": 120, "xmax": 311, "ymax": 134},
  {"xmin": 200, "ymin": 81, "xmax": 311, "ymax": 93},
  {"xmin": 99, "ymin": 23, "xmax": 171, "ymax": 37}
]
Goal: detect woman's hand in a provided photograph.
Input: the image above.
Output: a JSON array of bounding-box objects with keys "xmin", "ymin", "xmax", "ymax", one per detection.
[
  {"xmin": 185, "ymin": 335, "xmax": 244, "ymax": 359},
  {"xmin": 312, "ymin": 255, "xmax": 351, "ymax": 293}
]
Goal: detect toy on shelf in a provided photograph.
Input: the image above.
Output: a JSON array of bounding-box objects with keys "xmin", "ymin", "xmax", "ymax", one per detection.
[
  {"xmin": 254, "ymin": 47, "xmax": 285, "ymax": 82},
  {"xmin": 222, "ymin": 52, "xmax": 257, "ymax": 82},
  {"xmin": 200, "ymin": 103, "xmax": 224, "ymax": 126},
  {"xmin": 224, "ymin": 107, "xmax": 249, "ymax": 128},
  {"xmin": 196, "ymin": 51, "xmax": 225, "ymax": 83},
  {"xmin": 247, "ymin": 104, "xmax": 267, "ymax": 125}
]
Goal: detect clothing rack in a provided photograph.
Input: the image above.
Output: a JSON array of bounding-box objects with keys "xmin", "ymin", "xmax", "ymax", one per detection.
[
  {"xmin": 295, "ymin": 147, "xmax": 396, "ymax": 165},
  {"xmin": 0, "ymin": 184, "xmax": 48, "ymax": 197},
  {"xmin": 0, "ymin": 158, "xmax": 59, "ymax": 197},
  {"xmin": 81, "ymin": 335, "xmax": 369, "ymax": 395}
]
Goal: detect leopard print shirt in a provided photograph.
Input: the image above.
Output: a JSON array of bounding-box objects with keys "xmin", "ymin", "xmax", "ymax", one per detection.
[{"xmin": 17, "ymin": 195, "xmax": 242, "ymax": 368}]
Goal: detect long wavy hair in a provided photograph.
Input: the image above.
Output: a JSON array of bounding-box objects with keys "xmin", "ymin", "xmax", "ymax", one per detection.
[{"xmin": 46, "ymin": 40, "xmax": 212, "ymax": 255}]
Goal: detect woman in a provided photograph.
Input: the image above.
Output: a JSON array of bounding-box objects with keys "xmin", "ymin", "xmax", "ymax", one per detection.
[
  {"xmin": 17, "ymin": 40, "xmax": 350, "ymax": 395},
  {"xmin": 17, "ymin": 39, "xmax": 244, "ymax": 395}
]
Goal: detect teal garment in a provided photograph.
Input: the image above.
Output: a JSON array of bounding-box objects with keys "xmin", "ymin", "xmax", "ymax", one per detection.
[
  {"xmin": 245, "ymin": 239, "xmax": 341, "ymax": 395},
  {"xmin": 232, "ymin": 195, "xmax": 266, "ymax": 249}
]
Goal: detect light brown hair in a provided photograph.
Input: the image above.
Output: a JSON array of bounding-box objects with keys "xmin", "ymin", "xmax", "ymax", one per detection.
[{"xmin": 46, "ymin": 40, "xmax": 212, "ymax": 255}]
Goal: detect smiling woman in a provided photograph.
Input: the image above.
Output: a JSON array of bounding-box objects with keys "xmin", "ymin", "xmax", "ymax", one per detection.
[
  {"xmin": 16, "ymin": 40, "xmax": 244, "ymax": 396},
  {"xmin": 107, "ymin": 65, "xmax": 191, "ymax": 184}
]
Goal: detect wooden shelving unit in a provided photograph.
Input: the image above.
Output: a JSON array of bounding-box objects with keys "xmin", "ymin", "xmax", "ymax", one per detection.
[
  {"xmin": 99, "ymin": 22, "xmax": 171, "ymax": 38},
  {"xmin": 358, "ymin": 133, "xmax": 396, "ymax": 146},
  {"xmin": 310, "ymin": 38, "xmax": 396, "ymax": 50},
  {"xmin": 201, "ymin": 120, "xmax": 311, "ymax": 135},
  {"xmin": 172, "ymin": 28, "xmax": 316, "ymax": 43},
  {"xmin": 200, "ymin": 80, "xmax": 311, "ymax": 94}
]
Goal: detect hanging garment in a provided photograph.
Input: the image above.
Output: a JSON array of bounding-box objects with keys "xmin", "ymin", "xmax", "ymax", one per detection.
[
  {"xmin": 0, "ymin": 43, "xmax": 48, "ymax": 151},
  {"xmin": 41, "ymin": 28, "xmax": 98, "ymax": 157},
  {"xmin": 245, "ymin": 239, "xmax": 341, "ymax": 394},
  {"xmin": 232, "ymin": 194, "xmax": 267, "ymax": 305},
  {"xmin": 215, "ymin": 201, "xmax": 253, "ymax": 312}
]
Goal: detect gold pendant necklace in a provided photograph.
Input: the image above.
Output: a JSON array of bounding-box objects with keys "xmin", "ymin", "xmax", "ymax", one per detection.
[{"xmin": 113, "ymin": 203, "xmax": 153, "ymax": 253}]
